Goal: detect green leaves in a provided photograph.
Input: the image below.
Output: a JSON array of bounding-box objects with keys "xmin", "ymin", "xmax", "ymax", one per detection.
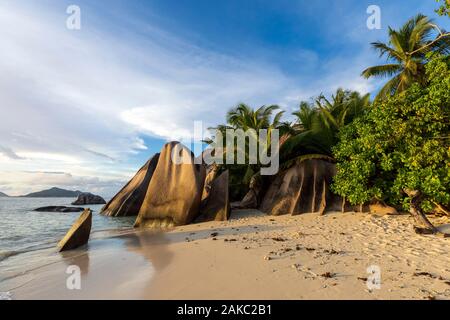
[
  {"xmin": 362, "ymin": 14, "xmax": 448, "ymax": 100},
  {"xmin": 283, "ymin": 89, "xmax": 370, "ymax": 165},
  {"xmin": 333, "ymin": 55, "xmax": 450, "ymax": 212},
  {"xmin": 435, "ymin": 0, "xmax": 450, "ymax": 17}
]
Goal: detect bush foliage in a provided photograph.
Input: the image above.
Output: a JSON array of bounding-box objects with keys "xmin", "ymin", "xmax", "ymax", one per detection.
[{"xmin": 332, "ymin": 55, "xmax": 450, "ymax": 212}]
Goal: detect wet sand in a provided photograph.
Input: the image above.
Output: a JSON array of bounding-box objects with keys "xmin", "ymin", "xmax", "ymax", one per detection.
[{"xmin": 1, "ymin": 210, "xmax": 450, "ymax": 300}]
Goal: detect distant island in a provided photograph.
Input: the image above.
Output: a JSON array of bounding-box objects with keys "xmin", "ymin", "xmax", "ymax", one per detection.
[
  {"xmin": 0, "ymin": 191, "xmax": 9, "ymax": 197},
  {"xmin": 20, "ymin": 187, "xmax": 83, "ymax": 198}
]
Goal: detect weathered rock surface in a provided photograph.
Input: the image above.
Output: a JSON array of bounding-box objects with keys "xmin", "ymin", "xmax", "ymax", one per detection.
[
  {"xmin": 101, "ymin": 154, "xmax": 160, "ymax": 217},
  {"xmin": 260, "ymin": 159, "xmax": 342, "ymax": 216},
  {"xmin": 57, "ymin": 209, "xmax": 92, "ymax": 251},
  {"xmin": 238, "ymin": 174, "xmax": 263, "ymax": 209},
  {"xmin": 197, "ymin": 170, "xmax": 230, "ymax": 222},
  {"xmin": 134, "ymin": 142, "xmax": 206, "ymax": 228},
  {"xmin": 34, "ymin": 206, "xmax": 84, "ymax": 213},
  {"xmin": 72, "ymin": 192, "xmax": 106, "ymax": 205},
  {"xmin": 201, "ymin": 164, "xmax": 219, "ymax": 202}
]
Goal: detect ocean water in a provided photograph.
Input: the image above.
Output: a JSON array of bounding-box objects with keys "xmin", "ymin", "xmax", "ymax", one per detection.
[{"xmin": 0, "ymin": 197, "xmax": 135, "ymax": 264}]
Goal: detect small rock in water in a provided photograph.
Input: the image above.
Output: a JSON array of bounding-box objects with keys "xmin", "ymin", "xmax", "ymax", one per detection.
[
  {"xmin": 57, "ymin": 209, "xmax": 92, "ymax": 252},
  {"xmin": 72, "ymin": 192, "xmax": 106, "ymax": 205},
  {"xmin": 34, "ymin": 206, "xmax": 84, "ymax": 213}
]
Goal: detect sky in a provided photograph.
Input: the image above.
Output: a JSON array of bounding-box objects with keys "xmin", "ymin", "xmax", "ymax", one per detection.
[{"xmin": 0, "ymin": 0, "xmax": 448, "ymax": 197}]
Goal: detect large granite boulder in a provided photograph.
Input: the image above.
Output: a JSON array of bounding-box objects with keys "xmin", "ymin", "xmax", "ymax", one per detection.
[
  {"xmin": 101, "ymin": 154, "xmax": 160, "ymax": 217},
  {"xmin": 260, "ymin": 159, "xmax": 342, "ymax": 216},
  {"xmin": 134, "ymin": 142, "xmax": 206, "ymax": 228},
  {"xmin": 34, "ymin": 206, "xmax": 84, "ymax": 213},
  {"xmin": 201, "ymin": 164, "xmax": 219, "ymax": 201},
  {"xmin": 197, "ymin": 170, "xmax": 230, "ymax": 222},
  {"xmin": 238, "ymin": 174, "xmax": 263, "ymax": 209},
  {"xmin": 57, "ymin": 209, "xmax": 92, "ymax": 251},
  {"xmin": 72, "ymin": 192, "xmax": 106, "ymax": 205}
]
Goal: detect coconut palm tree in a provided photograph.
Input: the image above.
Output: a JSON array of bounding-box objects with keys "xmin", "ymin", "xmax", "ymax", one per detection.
[
  {"xmin": 224, "ymin": 104, "xmax": 283, "ymax": 131},
  {"xmin": 280, "ymin": 89, "xmax": 370, "ymax": 168},
  {"xmin": 206, "ymin": 103, "xmax": 293, "ymax": 199},
  {"xmin": 362, "ymin": 14, "xmax": 450, "ymax": 100}
]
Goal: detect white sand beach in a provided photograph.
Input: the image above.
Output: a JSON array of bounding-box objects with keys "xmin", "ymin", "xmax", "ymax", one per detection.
[{"xmin": 2, "ymin": 209, "xmax": 450, "ymax": 300}]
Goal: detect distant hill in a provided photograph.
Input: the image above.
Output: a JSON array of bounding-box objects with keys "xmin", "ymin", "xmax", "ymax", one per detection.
[
  {"xmin": 0, "ymin": 192, "xmax": 9, "ymax": 197},
  {"xmin": 21, "ymin": 187, "xmax": 83, "ymax": 198}
]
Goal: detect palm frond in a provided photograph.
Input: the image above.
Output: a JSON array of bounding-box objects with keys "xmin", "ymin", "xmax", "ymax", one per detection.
[{"xmin": 361, "ymin": 64, "xmax": 402, "ymax": 79}]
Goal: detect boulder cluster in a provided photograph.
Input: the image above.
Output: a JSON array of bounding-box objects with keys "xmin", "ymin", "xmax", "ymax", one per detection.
[
  {"xmin": 101, "ymin": 142, "xmax": 230, "ymax": 227},
  {"xmin": 101, "ymin": 141, "xmax": 397, "ymax": 229},
  {"xmin": 58, "ymin": 141, "xmax": 397, "ymax": 250}
]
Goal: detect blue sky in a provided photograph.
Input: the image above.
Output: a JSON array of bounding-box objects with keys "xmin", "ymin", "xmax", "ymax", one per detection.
[{"xmin": 0, "ymin": 0, "xmax": 448, "ymax": 196}]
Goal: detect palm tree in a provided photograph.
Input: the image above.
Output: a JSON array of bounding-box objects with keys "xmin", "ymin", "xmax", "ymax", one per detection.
[
  {"xmin": 280, "ymin": 89, "xmax": 370, "ymax": 168},
  {"xmin": 362, "ymin": 14, "xmax": 450, "ymax": 100},
  {"xmin": 206, "ymin": 103, "xmax": 293, "ymax": 199},
  {"xmin": 224, "ymin": 104, "xmax": 283, "ymax": 131},
  {"xmin": 292, "ymin": 101, "xmax": 317, "ymax": 132}
]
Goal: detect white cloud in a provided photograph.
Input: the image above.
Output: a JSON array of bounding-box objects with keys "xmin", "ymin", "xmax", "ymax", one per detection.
[{"xmin": 0, "ymin": 1, "xmax": 377, "ymax": 195}]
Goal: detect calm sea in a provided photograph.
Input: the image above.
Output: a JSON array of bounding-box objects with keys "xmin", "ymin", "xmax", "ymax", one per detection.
[{"xmin": 0, "ymin": 197, "xmax": 135, "ymax": 266}]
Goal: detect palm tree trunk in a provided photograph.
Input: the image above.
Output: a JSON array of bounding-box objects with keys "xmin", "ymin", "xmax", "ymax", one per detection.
[{"xmin": 403, "ymin": 189, "xmax": 440, "ymax": 234}]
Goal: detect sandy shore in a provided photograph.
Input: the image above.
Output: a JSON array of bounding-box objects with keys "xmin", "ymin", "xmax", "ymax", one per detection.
[{"xmin": 1, "ymin": 209, "xmax": 450, "ymax": 300}]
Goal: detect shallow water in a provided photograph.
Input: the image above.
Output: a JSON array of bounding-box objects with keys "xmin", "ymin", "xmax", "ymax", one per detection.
[{"xmin": 0, "ymin": 197, "xmax": 135, "ymax": 280}]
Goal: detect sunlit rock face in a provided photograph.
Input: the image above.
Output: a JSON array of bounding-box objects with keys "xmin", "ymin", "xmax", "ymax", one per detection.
[
  {"xmin": 134, "ymin": 142, "xmax": 206, "ymax": 228},
  {"xmin": 197, "ymin": 170, "xmax": 230, "ymax": 222},
  {"xmin": 101, "ymin": 154, "xmax": 160, "ymax": 217},
  {"xmin": 260, "ymin": 159, "xmax": 343, "ymax": 216},
  {"xmin": 58, "ymin": 209, "xmax": 92, "ymax": 252}
]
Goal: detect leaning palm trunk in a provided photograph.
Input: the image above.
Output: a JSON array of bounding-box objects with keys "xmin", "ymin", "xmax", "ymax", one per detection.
[{"xmin": 403, "ymin": 189, "xmax": 446, "ymax": 236}]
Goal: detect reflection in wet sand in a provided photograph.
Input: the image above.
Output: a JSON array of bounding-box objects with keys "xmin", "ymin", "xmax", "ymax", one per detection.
[
  {"xmin": 61, "ymin": 250, "xmax": 90, "ymax": 275},
  {"xmin": 121, "ymin": 230, "xmax": 174, "ymax": 272}
]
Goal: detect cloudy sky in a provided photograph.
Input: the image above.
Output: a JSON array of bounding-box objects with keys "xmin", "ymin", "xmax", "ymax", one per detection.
[{"xmin": 0, "ymin": 0, "xmax": 448, "ymax": 197}]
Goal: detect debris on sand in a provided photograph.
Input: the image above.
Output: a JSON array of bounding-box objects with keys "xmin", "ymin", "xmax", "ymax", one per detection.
[
  {"xmin": 324, "ymin": 249, "xmax": 342, "ymax": 255},
  {"xmin": 321, "ymin": 272, "xmax": 336, "ymax": 279},
  {"xmin": 357, "ymin": 277, "xmax": 368, "ymax": 282}
]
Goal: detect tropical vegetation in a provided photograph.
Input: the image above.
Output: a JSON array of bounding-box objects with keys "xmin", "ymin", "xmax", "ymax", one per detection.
[
  {"xmin": 208, "ymin": 9, "xmax": 449, "ymax": 232},
  {"xmin": 333, "ymin": 54, "xmax": 450, "ymax": 230},
  {"xmin": 361, "ymin": 14, "xmax": 450, "ymax": 100}
]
